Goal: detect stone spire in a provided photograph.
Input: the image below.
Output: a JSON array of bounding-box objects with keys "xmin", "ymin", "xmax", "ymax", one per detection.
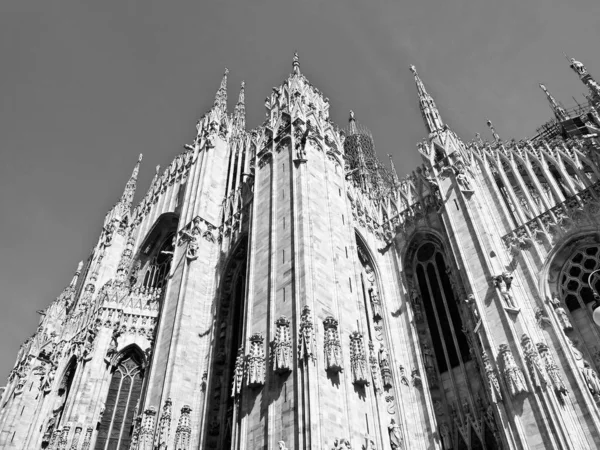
[
  {"xmin": 539, "ymin": 84, "xmax": 569, "ymax": 121},
  {"xmin": 567, "ymin": 56, "xmax": 600, "ymax": 102},
  {"xmin": 292, "ymin": 51, "xmax": 301, "ymax": 76},
  {"xmin": 233, "ymin": 81, "xmax": 246, "ymax": 130},
  {"xmin": 410, "ymin": 65, "xmax": 444, "ymax": 134},
  {"xmin": 117, "ymin": 154, "xmax": 142, "ymax": 215},
  {"xmin": 388, "ymin": 154, "xmax": 399, "ymax": 185},
  {"xmin": 213, "ymin": 68, "xmax": 229, "ymax": 112}
]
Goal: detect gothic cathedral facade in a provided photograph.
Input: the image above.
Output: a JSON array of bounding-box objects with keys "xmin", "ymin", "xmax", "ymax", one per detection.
[{"xmin": 2, "ymin": 53, "xmax": 600, "ymax": 450}]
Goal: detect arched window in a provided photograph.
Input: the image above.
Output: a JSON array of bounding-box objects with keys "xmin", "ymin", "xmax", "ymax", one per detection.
[
  {"xmin": 413, "ymin": 242, "xmax": 470, "ymax": 373},
  {"xmin": 142, "ymin": 233, "xmax": 175, "ymax": 290},
  {"xmin": 95, "ymin": 350, "xmax": 144, "ymax": 450},
  {"xmin": 560, "ymin": 245, "xmax": 600, "ymax": 312}
]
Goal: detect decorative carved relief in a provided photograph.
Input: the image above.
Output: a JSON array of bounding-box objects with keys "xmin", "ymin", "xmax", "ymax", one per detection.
[
  {"xmin": 379, "ymin": 344, "xmax": 393, "ymax": 388},
  {"xmin": 350, "ymin": 331, "xmax": 369, "ymax": 386},
  {"xmin": 537, "ymin": 343, "xmax": 567, "ymax": 396},
  {"xmin": 499, "ymin": 344, "xmax": 528, "ymax": 397},
  {"xmin": 231, "ymin": 347, "xmax": 244, "ymax": 398},
  {"xmin": 323, "ymin": 317, "xmax": 343, "ymax": 373},
  {"xmin": 273, "ymin": 316, "xmax": 292, "ymax": 374},
  {"xmin": 69, "ymin": 427, "xmax": 82, "ymax": 450},
  {"xmin": 482, "ymin": 351, "xmax": 503, "ymax": 403},
  {"xmin": 388, "ymin": 419, "xmax": 404, "ymax": 449},
  {"xmin": 521, "ymin": 335, "xmax": 547, "ymax": 390},
  {"xmin": 298, "ymin": 306, "xmax": 316, "ymax": 362},
  {"xmin": 368, "ymin": 341, "xmax": 383, "ymax": 393},
  {"xmin": 247, "ymin": 333, "xmax": 265, "ymax": 387}
]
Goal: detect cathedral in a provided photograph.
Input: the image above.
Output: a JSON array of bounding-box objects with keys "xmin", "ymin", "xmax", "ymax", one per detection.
[{"xmin": 2, "ymin": 52, "xmax": 600, "ymax": 450}]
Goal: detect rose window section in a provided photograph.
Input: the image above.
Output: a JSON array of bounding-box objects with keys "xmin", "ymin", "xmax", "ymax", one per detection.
[{"xmin": 560, "ymin": 245, "xmax": 600, "ymax": 312}]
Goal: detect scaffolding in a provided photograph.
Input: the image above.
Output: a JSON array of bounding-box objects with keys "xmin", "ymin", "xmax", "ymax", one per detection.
[{"xmin": 343, "ymin": 117, "xmax": 395, "ymax": 198}]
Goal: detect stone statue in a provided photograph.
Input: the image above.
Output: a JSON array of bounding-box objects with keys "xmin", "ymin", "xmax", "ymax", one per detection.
[
  {"xmin": 388, "ymin": 419, "xmax": 403, "ymax": 449},
  {"xmin": 278, "ymin": 440, "xmax": 288, "ymax": 450},
  {"xmin": 571, "ymin": 58, "xmax": 587, "ymax": 77},
  {"xmin": 410, "ymin": 289, "xmax": 424, "ymax": 323},
  {"xmin": 494, "ymin": 273, "xmax": 516, "ymax": 309},
  {"xmin": 439, "ymin": 423, "xmax": 452, "ymax": 449},
  {"xmin": 370, "ymin": 290, "xmax": 383, "ymax": 321},
  {"xmin": 455, "ymin": 168, "xmax": 472, "ymax": 191},
  {"xmin": 422, "ymin": 343, "xmax": 437, "ymax": 384},
  {"xmin": 464, "ymin": 294, "xmax": 480, "ymax": 324}
]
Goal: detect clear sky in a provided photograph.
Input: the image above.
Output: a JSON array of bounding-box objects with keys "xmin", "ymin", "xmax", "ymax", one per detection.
[{"xmin": 0, "ymin": 0, "xmax": 598, "ymax": 379}]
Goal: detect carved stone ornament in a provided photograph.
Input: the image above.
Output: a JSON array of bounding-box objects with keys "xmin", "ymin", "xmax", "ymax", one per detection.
[
  {"xmin": 379, "ymin": 344, "xmax": 393, "ymax": 388},
  {"xmin": 482, "ymin": 351, "xmax": 503, "ymax": 403},
  {"xmin": 70, "ymin": 426, "xmax": 82, "ymax": 450},
  {"xmin": 369, "ymin": 341, "xmax": 383, "ymax": 393},
  {"xmin": 174, "ymin": 405, "xmax": 192, "ymax": 450},
  {"xmin": 323, "ymin": 316, "xmax": 343, "ymax": 373},
  {"xmin": 138, "ymin": 407, "xmax": 157, "ymax": 450},
  {"xmin": 247, "ymin": 333, "xmax": 266, "ymax": 387},
  {"xmin": 421, "ymin": 342, "xmax": 438, "ymax": 387},
  {"xmin": 350, "ymin": 331, "xmax": 369, "ymax": 386},
  {"xmin": 331, "ymin": 438, "xmax": 353, "ymax": 449},
  {"xmin": 231, "ymin": 347, "xmax": 244, "ymax": 398},
  {"xmin": 537, "ymin": 342, "xmax": 567, "ymax": 396},
  {"xmin": 298, "ymin": 305, "xmax": 316, "ymax": 362},
  {"xmin": 156, "ymin": 397, "xmax": 172, "ymax": 450},
  {"xmin": 521, "ymin": 335, "xmax": 547, "ymax": 391},
  {"xmin": 81, "ymin": 426, "xmax": 93, "ymax": 450},
  {"xmin": 273, "ymin": 316, "xmax": 292, "ymax": 374},
  {"xmin": 411, "ymin": 369, "xmax": 422, "ymax": 388},
  {"xmin": 499, "ymin": 344, "xmax": 528, "ymax": 397}
]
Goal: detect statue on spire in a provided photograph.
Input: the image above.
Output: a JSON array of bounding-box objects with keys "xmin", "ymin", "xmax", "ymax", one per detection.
[
  {"xmin": 293, "ymin": 51, "xmax": 300, "ymax": 76},
  {"xmin": 486, "ymin": 120, "xmax": 500, "ymax": 143},
  {"xmin": 410, "ymin": 64, "xmax": 444, "ymax": 134},
  {"xmin": 539, "ymin": 84, "xmax": 569, "ymax": 121},
  {"xmin": 570, "ymin": 58, "xmax": 587, "ymax": 78}
]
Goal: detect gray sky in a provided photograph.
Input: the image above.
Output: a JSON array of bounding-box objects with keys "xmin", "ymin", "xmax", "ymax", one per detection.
[{"xmin": 0, "ymin": 0, "xmax": 598, "ymax": 379}]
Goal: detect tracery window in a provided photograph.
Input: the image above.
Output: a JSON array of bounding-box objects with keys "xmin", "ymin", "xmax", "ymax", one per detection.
[
  {"xmin": 95, "ymin": 352, "xmax": 144, "ymax": 450},
  {"xmin": 142, "ymin": 233, "xmax": 175, "ymax": 290},
  {"xmin": 560, "ymin": 245, "xmax": 600, "ymax": 312},
  {"xmin": 413, "ymin": 242, "xmax": 470, "ymax": 373}
]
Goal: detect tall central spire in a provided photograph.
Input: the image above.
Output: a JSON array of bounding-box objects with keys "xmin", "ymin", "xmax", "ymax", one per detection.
[
  {"xmin": 410, "ymin": 65, "xmax": 444, "ymax": 134},
  {"xmin": 292, "ymin": 51, "xmax": 301, "ymax": 76},
  {"xmin": 539, "ymin": 84, "xmax": 568, "ymax": 121},
  {"xmin": 214, "ymin": 68, "xmax": 229, "ymax": 112}
]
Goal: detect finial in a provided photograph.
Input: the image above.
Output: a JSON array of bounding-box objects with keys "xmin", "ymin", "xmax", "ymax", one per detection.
[
  {"xmin": 348, "ymin": 110, "xmax": 357, "ymax": 134},
  {"xmin": 486, "ymin": 119, "xmax": 500, "ymax": 143},
  {"xmin": 475, "ymin": 133, "xmax": 484, "ymax": 146},
  {"xmin": 293, "ymin": 51, "xmax": 300, "ymax": 75},
  {"xmin": 388, "ymin": 154, "xmax": 399, "ymax": 183},
  {"xmin": 410, "ymin": 64, "xmax": 444, "ymax": 134},
  {"xmin": 234, "ymin": 81, "xmax": 246, "ymax": 130},
  {"xmin": 69, "ymin": 261, "xmax": 84, "ymax": 288},
  {"xmin": 214, "ymin": 68, "xmax": 229, "ymax": 111},
  {"xmin": 117, "ymin": 154, "xmax": 142, "ymax": 214},
  {"xmin": 568, "ymin": 57, "xmax": 588, "ymax": 78},
  {"xmin": 138, "ymin": 153, "xmax": 143, "ymax": 163},
  {"xmin": 539, "ymin": 83, "xmax": 568, "ymax": 121}
]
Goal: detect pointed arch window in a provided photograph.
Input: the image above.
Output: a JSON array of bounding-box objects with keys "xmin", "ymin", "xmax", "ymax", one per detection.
[
  {"xmin": 413, "ymin": 242, "xmax": 470, "ymax": 373},
  {"xmin": 142, "ymin": 233, "xmax": 175, "ymax": 290},
  {"xmin": 95, "ymin": 351, "xmax": 144, "ymax": 450}
]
